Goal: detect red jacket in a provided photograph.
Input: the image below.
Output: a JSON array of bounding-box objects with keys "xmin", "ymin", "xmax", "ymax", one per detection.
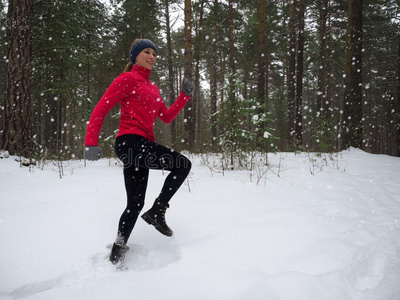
[{"xmin": 84, "ymin": 65, "xmax": 191, "ymax": 146}]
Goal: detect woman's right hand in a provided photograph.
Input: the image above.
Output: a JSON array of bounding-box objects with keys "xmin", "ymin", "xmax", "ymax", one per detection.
[{"xmin": 84, "ymin": 146, "xmax": 103, "ymax": 161}]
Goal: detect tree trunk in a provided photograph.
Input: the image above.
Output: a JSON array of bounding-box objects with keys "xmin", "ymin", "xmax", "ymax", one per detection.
[
  {"xmin": 164, "ymin": 0, "xmax": 176, "ymax": 148},
  {"xmin": 265, "ymin": 41, "xmax": 269, "ymax": 115},
  {"xmin": 194, "ymin": 0, "xmax": 205, "ymax": 150},
  {"xmin": 287, "ymin": 0, "xmax": 296, "ymax": 149},
  {"xmin": 210, "ymin": 0, "xmax": 218, "ymax": 149},
  {"xmin": 325, "ymin": 0, "xmax": 332, "ymax": 121},
  {"xmin": 342, "ymin": 0, "xmax": 353, "ymax": 149},
  {"xmin": 257, "ymin": 0, "xmax": 266, "ymax": 149},
  {"xmin": 59, "ymin": 57, "xmax": 66, "ymax": 155},
  {"xmin": 87, "ymin": 0, "xmax": 91, "ymax": 105},
  {"xmin": 68, "ymin": 99, "xmax": 75, "ymax": 156},
  {"xmin": 228, "ymin": 0, "xmax": 235, "ymax": 138},
  {"xmin": 397, "ymin": 38, "xmax": 400, "ymax": 156},
  {"xmin": 317, "ymin": 0, "xmax": 329, "ymax": 117},
  {"xmin": 258, "ymin": 0, "xmax": 266, "ymax": 103},
  {"xmin": 349, "ymin": 0, "xmax": 363, "ymax": 149},
  {"xmin": 219, "ymin": 51, "xmax": 226, "ymax": 138},
  {"xmin": 183, "ymin": 0, "xmax": 193, "ymax": 151},
  {"xmin": 43, "ymin": 4, "xmax": 55, "ymax": 155},
  {"xmin": 295, "ymin": 0, "xmax": 306, "ymax": 146},
  {"xmin": 1, "ymin": 0, "xmax": 33, "ymax": 158}
]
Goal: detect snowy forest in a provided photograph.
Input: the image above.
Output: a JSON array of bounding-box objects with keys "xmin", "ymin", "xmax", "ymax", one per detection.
[
  {"xmin": 0, "ymin": 0, "xmax": 399, "ymax": 161},
  {"xmin": 2, "ymin": 1, "xmax": 400, "ymax": 299}
]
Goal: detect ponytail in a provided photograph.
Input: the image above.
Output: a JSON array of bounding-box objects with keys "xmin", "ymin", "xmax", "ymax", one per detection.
[
  {"xmin": 124, "ymin": 61, "xmax": 133, "ymax": 72},
  {"xmin": 124, "ymin": 38, "xmax": 141, "ymax": 72}
]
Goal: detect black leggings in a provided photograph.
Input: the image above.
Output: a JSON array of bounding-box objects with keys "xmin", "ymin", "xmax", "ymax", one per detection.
[{"xmin": 114, "ymin": 134, "xmax": 191, "ymax": 244}]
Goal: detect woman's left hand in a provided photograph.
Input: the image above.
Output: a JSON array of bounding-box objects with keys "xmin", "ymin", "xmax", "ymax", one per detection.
[{"xmin": 182, "ymin": 78, "xmax": 195, "ymax": 96}]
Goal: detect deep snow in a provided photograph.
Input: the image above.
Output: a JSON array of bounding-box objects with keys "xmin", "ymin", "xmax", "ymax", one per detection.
[{"xmin": 0, "ymin": 148, "xmax": 400, "ymax": 300}]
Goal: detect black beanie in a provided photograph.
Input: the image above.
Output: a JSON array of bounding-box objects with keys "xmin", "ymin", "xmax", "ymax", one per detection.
[{"xmin": 130, "ymin": 39, "xmax": 158, "ymax": 64}]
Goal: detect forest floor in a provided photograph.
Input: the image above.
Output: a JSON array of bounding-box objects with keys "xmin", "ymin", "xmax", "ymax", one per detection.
[{"xmin": 1, "ymin": 148, "xmax": 400, "ymax": 300}]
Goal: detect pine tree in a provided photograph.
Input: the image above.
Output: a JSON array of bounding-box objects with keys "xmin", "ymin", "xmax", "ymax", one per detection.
[
  {"xmin": 31, "ymin": 0, "xmax": 110, "ymax": 159},
  {"xmin": 183, "ymin": 0, "xmax": 194, "ymax": 151},
  {"xmin": 1, "ymin": 0, "xmax": 33, "ymax": 159},
  {"xmin": 295, "ymin": 0, "xmax": 306, "ymax": 146},
  {"xmin": 163, "ymin": 0, "xmax": 177, "ymax": 148},
  {"xmin": 287, "ymin": 0, "xmax": 296, "ymax": 149}
]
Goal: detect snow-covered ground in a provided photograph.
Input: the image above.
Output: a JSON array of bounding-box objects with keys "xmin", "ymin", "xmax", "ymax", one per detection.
[{"xmin": 1, "ymin": 148, "xmax": 399, "ymax": 300}]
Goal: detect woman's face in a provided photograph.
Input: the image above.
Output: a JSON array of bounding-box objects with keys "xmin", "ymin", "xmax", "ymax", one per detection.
[{"xmin": 135, "ymin": 48, "xmax": 157, "ymax": 70}]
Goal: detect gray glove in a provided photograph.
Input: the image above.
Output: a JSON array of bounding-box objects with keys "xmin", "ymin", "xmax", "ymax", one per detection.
[
  {"xmin": 182, "ymin": 78, "xmax": 195, "ymax": 96},
  {"xmin": 84, "ymin": 146, "xmax": 103, "ymax": 161}
]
